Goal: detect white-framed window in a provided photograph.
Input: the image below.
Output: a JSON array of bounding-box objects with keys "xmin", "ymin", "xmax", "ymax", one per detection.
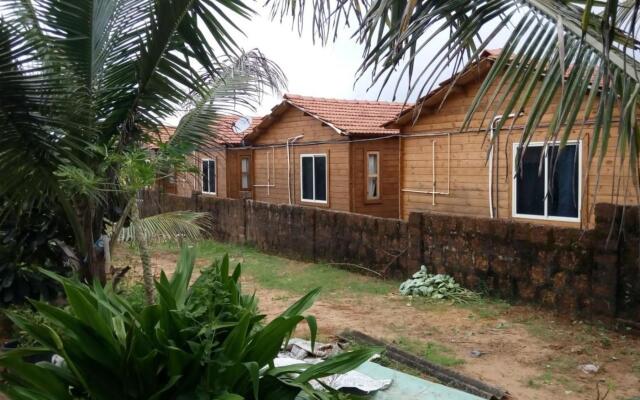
[
  {"xmin": 300, "ymin": 154, "xmax": 328, "ymax": 203},
  {"xmin": 241, "ymin": 156, "xmax": 250, "ymax": 190},
  {"xmin": 202, "ymin": 159, "xmax": 216, "ymax": 194},
  {"xmin": 366, "ymin": 151, "xmax": 380, "ymax": 200},
  {"xmin": 512, "ymin": 141, "xmax": 581, "ymax": 222}
]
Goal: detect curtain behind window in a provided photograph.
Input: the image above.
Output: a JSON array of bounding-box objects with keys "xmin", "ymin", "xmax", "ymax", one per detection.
[
  {"xmin": 548, "ymin": 146, "xmax": 579, "ymax": 218},
  {"xmin": 314, "ymin": 157, "xmax": 327, "ymax": 201},
  {"xmin": 202, "ymin": 160, "xmax": 215, "ymax": 193},
  {"xmin": 516, "ymin": 146, "xmax": 545, "ymax": 215},
  {"xmin": 302, "ymin": 157, "xmax": 314, "ymax": 200}
]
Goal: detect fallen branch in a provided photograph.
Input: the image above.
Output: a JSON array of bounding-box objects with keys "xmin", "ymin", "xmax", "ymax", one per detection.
[
  {"xmin": 380, "ymin": 246, "xmax": 408, "ymax": 277},
  {"xmin": 595, "ymin": 382, "xmax": 610, "ymax": 400},
  {"xmin": 327, "ymin": 263, "xmax": 384, "ymax": 278}
]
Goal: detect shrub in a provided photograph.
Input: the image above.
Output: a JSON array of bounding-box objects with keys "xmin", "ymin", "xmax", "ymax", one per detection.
[
  {"xmin": 0, "ymin": 204, "xmax": 73, "ymax": 305},
  {"xmin": 1, "ymin": 306, "xmax": 45, "ymax": 349},
  {"xmin": 0, "ymin": 247, "xmax": 379, "ymax": 399}
]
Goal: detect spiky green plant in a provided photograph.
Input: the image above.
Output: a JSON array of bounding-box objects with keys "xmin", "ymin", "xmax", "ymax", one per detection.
[{"xmin": 0, "ymin": 248, "xmax": 380, "ymax": 399}]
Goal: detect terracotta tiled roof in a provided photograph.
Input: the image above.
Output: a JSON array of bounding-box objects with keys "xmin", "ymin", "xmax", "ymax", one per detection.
[
  {"xmin": 385, "ymin": 48, "xmax": 601, "ymax": 127},
  {"xmin": 385, "ymin": 49, "xmax": 502, "ymax": 127},
  {"xmin": 149, "ymin": 116, "xmax": 260, "ymax": 148},
  {"xmin": 211, "ymin": 115, "xmax": 262, "ymax": 145},
  {"xmin": 156, "ymin": 125, "xmax": 175, "ymax": 143},
  {"xmin": 282, "ymin": 94, "xmax": 409, "ymax": 136},
  {"xmin": 146, "ymin": 125, "xmax": 176, "ymax": 150},
  {"xmin": 247, "ymin": 94, "xmax": 410, "ymax": 140}
]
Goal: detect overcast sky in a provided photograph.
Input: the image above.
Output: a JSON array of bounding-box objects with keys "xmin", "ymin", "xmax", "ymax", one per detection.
[
  {"xmin": 240, "ymin": 8, "xmax": 394, "ymax": 114},
  {"xmin": 168, "ymin": 5, "xmax": 515, "ymax": 124}
]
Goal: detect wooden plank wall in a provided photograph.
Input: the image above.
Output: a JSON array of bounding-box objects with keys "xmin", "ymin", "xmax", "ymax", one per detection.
[
  {"xmin": 227, "ymin": 148, "xmax": 253, "ymax": 199},
  {"xmin": 350, "ymin": 137, "xmax": 400, "ymax": 218},
  {"xmin": 400, "ymin": 77, "xmax": 637, "ymax": 228},
  {"xmin": 251, "ymin": 108, "xmax": 351, "ymax": 211},
  {"xmin": 184, "ymin": 147, "xmax": 228, "ymax": 199}
]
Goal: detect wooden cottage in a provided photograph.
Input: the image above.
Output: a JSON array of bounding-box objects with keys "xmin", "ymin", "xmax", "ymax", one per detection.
[
  {"xmin": 241, "ymin": 94, "xmax": 408, "ymax": 218},
  {"xmin": 156, "ymin": 115, "xmax": 261, "ymax": 199},
  {"xmin": 386, "ymin": 50, "xmax": 638, "ymax": 227}
]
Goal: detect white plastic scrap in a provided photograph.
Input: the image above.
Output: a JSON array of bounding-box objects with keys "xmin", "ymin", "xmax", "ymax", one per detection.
[
  {"xmin": 285, "ymin": 338, "xmax": 343, "ymax": 360},
  {"xmin": 274, "ymin": 356, "xmax": 392, "ymax": 394},
  {"xmin": 578, "ymin": 363, "xmax": 600, "ymax": 374}
]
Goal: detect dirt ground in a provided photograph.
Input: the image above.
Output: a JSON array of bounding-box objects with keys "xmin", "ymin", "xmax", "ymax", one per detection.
[{"xmin": 119, "ymin": 247, "xmax": 640, "ymax": 400}]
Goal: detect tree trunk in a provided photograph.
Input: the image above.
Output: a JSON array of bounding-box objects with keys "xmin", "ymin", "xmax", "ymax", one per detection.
[
  {"xmin": 131, "ymin": 197, "xmax": 155, "ymax": 304},
  {"xmin": 81, "ymin": 203, "xmax": 106, "ymax": 284},
  {"xmin": 108, "ymin": 198, "xmax": 135, "ymax": 262}
]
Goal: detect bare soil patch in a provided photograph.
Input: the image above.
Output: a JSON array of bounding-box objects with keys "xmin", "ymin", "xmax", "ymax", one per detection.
[{"xmin": 116, "ymin": 244, "xmax": 640, "ymax": 400}]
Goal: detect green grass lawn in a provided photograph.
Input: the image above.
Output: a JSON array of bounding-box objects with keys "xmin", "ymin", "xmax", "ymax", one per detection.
[{"xmin": 158, "ymin": 240, "xmax": 397, "ymax": 299}]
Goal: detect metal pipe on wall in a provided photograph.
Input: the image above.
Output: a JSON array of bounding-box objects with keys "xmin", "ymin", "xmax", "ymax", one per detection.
[
  {"xmin": 489, "ymin": 113, "xmax": 521, "ymax": 218},
  {"xmin": 400, "ymin": 132, "xmax": 451, "ymax": 201},
  {"xmin": 286, "ymin": 135, "xmax": 304, "ymax": 204},
  {"xmin": 253, "ymin": 147, "xmax": 277, "ymax": 196},
  {"xmin": 432, "ymin": 140, "xmax": 436, "ymax": 206}
]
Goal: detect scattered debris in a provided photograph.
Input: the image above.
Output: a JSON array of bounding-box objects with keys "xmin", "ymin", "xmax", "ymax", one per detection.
[
  {"xmin": 569, "ymin": 345, "xmax": 585, "ymax": 354},
  {"xmin": 494, "ymin": 321, "xmax": 509, "ymax": 330},
  {"xmin": 284, "ymin": 338, "xmax": 345, "ymax": 360},
  {"xmin": 578, "ymin": 363, "xmax": 600, "ymax": 374},
  {"xmin": 51, "ymin": 354, "xmax": 65, "ymax": 367},
  {"xmin": 274, "ymin": 356, "xmax": 392, "ymax": 394},
  {"xmin": 399, "ymin": 266, "xmax": 480, "ymax": 303},
  {"xmin": 341, "ymin": 330, "xmax": 508, "ymax": 400},
  {"xmin": 276, "ymin": 338, "xmax": 391, "ymax": 395},
  {"xmin": 469, "ymin": 350, "xmax": 485, "ymax": 358}
]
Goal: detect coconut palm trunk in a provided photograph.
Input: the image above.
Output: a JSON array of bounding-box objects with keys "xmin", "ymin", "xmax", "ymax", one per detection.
[
  {"xmin": 130, "ymin": 196, "xmax": 155, "ymax": 304},
  {"xmin": 0, "ymin": 1, "xmax": 285, "ymax": 287}
]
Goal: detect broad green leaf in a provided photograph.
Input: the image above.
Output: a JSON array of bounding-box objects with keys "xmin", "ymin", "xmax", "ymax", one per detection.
[
  {"xmin": 293, "ymin": 347, "xmax": 383, "ymax": 383},
  {"xmin": 0, "ymin": 357, "xmax": 72, "ymax": 400},
  {"xmin": 280, "ymin": 288, "xmax": 320, "ymax": 318}
]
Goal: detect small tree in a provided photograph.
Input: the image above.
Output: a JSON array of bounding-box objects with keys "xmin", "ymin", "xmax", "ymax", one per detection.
[{"xmin": 0, "ymin": 0, "xmax": 285, "ymax": 283}]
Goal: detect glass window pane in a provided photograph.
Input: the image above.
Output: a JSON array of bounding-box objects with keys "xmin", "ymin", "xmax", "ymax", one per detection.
[
  {"xmin": 516, "ymin": 146, "xmax": 544, "ymax": 216},
  {"xmin": 314, "ymin": 156, "xmax": 327, "ymax": 201},
  {"xmin": 208, "ymin": 161, "xmax": 216, "ymax": 193},
  {"xmin": 242, "ymin": 174, "xmax": 249, "ymax": 190},
  {"xmin": 368, "ymin": 177, "xmax": 378, "ymax": 198},
  {"xmin": 368, "ymin": 153, "xmax": 378, "ymax": 175},
  {"xmin": 202, "ymin": 161, "xmax": 209, "ymax": 192},
  {"xmin": 301, "ymin": 157, "xmax": 314, "ymax": 200},
  {"xmin": 241, "ymin": 158, "xmax": 249, "ymax": 189},
  {"xmin": 548, "ymin": 145, "xmax": 579, "ymax": 218}
]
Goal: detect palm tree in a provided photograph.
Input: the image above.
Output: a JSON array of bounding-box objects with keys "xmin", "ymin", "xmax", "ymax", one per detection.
[
  {"xmin": 270, "ymin": 0, "xmax": 640, "ymax": 186},
  {"xmin": 0, "ymin": 0, "xmax": 285, "ymax": 282}
]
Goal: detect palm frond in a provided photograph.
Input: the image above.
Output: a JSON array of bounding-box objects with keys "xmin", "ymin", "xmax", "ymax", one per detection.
[
  {"xmin": 97, "ymin": 0, "xmax": 255, "ymax": 142},
  {"xmin": 118, "ymin": 211, "xmax": 212, "ymax": 244},
  {"xmin": 0, "ymin": 0, "xmax": 266, "ymax": 263},
  {"xmin": 268, "ymin": 0, "xmax": 640, "ymax": 193},
  {"xmin": 164, "ymin": 49, "xmax": 287, "ymax": 155},
  {"xmin": 0, "ymin": 14, "xmax": 92, "ymax": 230}
]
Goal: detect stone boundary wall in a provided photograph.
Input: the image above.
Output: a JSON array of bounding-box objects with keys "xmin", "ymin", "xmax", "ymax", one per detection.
[{"xmin": 141, "ymin": 191, "xmax": 639, "ymax": 326}]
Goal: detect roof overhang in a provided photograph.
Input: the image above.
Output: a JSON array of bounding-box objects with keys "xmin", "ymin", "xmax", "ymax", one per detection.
[
  {"xmin": 244, "ymin": 97, "xmax": 346, "ymax": 142},
  {"xmin": 385, "ymin": 58, "xmax": 495, "ymax": 129}
]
